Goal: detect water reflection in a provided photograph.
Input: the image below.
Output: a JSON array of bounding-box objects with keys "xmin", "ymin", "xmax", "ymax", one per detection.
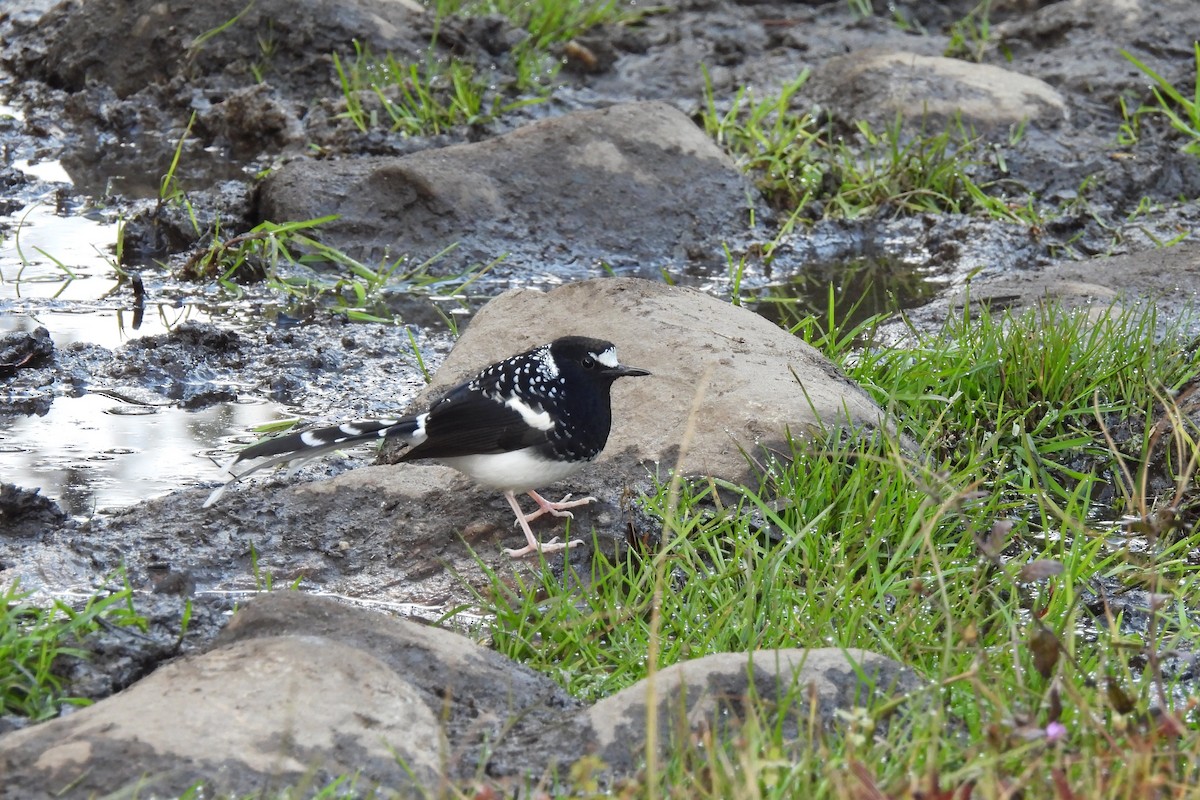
[
  {"xmin": 0, "ymin": 305, "xmax": 213, "ymax": 350},
  {"xmin": 0, "ymin": 393, "xmax": 285, "ymax": 516},
  {"xmin": 0, "ymin": 198, "xmax": 122, "ymax": 302},
  {"xmin": 748, "ymin": 255, "xmax": 949, "ymax": 332}
]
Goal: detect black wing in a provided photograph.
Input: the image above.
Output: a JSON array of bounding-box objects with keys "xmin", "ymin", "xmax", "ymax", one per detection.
[{"xmin": 400, "ymin": 382, "xmax": 553, "ymax": 461}]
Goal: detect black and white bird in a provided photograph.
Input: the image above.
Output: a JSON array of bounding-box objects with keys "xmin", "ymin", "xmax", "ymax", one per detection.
[{"xmin": 204, "ymin": 336, "xmax": 649, "ymax": 558}]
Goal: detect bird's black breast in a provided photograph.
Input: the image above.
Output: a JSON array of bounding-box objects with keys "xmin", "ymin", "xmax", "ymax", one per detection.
[{"xmin": 543, "ymin": 392, "xmax": 611, "ymax": 462}]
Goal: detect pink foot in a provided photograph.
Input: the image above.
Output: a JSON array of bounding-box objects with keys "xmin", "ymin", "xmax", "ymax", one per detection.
[
  {"xmin": 501, "ymin": 491, "xmax": 588, "ymax": 558},
  {"xmin": 520, "ymin": 490, "xmax": 598, "ymax": 523}
]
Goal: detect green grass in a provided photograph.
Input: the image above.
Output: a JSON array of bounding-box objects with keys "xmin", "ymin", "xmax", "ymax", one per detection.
[
  {"xmin": 944, "ymin": 0, "xmax": 1001, "ymax": 64},
  {"xmin": 178, "ymin": 216, "xmax": 488, "ymax": 325},
  {"xmin": 469, "ymin": 298, "xmax": 1200, "ymax": 797},
  {"xmin": 331, "ymin": 0, "xmax": 650, "ymax": 136},
  {"xmin": 699, "ymin": 69, "xmax": 1042, "ymax": 225},
  {"xmin": 425, "ymin": 0, "xmax": 646, "ymax": 51},
  {"xmin": 333, "ymin": 42, "xmax": 516, "ymax": 136},
  {"xmin": 1121, "ymin": 43, "xmax": 1200, "ymax": 157},
  {"xmin": 845, "ymin": 302, "xmax": 1198, "ymax": 504},
  {"xmin": 1, "ymin": 578, "xmax": 147, "ymax": 721}
]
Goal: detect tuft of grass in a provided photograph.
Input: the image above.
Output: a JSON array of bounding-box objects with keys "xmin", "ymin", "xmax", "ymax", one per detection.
[
  {"xmin": 1121, "ymin": 43, "xmax": 1200, "ymax": 157},
  {"xmin": 179, "ymin": 217, "xmax": 486, "ymax": 324},
  {"xmin": 333, "ymin": 42, "xmax": 513, "ymax": 136},
  {"xmin": 186, "ymin": 0, "xmax": 256, "ymax": 60},
  {"xmin": 426, "ymin": 0, "xmax": 646, "ymax": 51},
  {"xmin": 944, "ymin": 0, "xmax": 1007, "ymax": 63},
  {"xmin": 158, "ymin": 111, "xmax": 203, "ymax": 236},
  {"xmin": 1, "ymin": 578, "xmax": 147, "ymax": 721},
  {"xmin": 699, "ymin": 70, "xmax": 1041, "ymax": 223},
  {"xmin": 840, "ymin": 301, "xmax": 1199, "ymax": 508},
  {"xmin": 826, "ymin": 117, "xmax": 991, "ymax": 218},
  {"xmin": 845, "ymin": 0, "xmax": 874, "ymax": 18},
  {"xmin": 331, "ymin": 1, "xmax": 651, "ymax": 136},
  {"xmin": 700, "ymin": 67, "xmax": 824, "ymax": 214}
]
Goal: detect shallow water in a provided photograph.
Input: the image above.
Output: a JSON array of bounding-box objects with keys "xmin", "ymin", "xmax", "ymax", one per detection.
[
  {"xmin": 0, "ymin": 392, "xmax": 283, "ymax": 517},
  {"xmin": 748, "ymin": 253, "xmax": 949, "ymax": 331},
  {"xmin": 0, "ymin": 199, "xmax": 122, "ymax": 303}
]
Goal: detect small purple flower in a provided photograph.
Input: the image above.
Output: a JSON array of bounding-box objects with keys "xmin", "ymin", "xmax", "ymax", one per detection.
[{"xmin": 1045, "ymin": 721, "xmax": 1067, "ymax": 743}]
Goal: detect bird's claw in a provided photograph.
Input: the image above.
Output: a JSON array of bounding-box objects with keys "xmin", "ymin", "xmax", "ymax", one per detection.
[
  {"xmin": 522, "ymin": 493, "xmax": 599, "ymax": 523},
  {"xmin": 502, "ymin": 537, "xmax": 584, "ymax": 558}
]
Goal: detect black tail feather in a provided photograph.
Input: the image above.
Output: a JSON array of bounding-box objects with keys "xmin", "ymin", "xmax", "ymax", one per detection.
[{"xmin": 204, "ymin": 416, "xmax": 421, "ymax": 508}]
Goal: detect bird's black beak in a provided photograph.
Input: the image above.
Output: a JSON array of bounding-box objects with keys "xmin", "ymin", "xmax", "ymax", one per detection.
[{"xmin": 607, "ymin": 365, "xmax": 650, "ymax": 378}]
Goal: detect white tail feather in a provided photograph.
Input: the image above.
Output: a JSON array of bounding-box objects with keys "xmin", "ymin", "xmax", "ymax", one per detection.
[{"xmin": 202, "ymin": 443, "xmax": 348, "ymax": 508}]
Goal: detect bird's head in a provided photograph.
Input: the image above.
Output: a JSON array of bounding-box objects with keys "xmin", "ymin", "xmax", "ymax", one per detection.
[{"xmin": 549, "ymin": 336, "xmax": 650, "ymax": 383}]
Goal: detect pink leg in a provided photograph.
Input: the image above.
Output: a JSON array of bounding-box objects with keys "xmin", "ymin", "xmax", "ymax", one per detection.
[{"xmin": 501, "ymin": 491, "xmax": 586, "ymax": 558}]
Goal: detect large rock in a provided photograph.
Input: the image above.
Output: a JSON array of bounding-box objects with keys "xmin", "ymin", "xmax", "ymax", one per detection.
[
  {"xmin": 389, "ymin": 276, "xmax": 893, "ymax": 481},
  {"xmin": 0, "ymin": 593, "xmax": 923, "ymax": 797},
  {"xmin": 588, "ymin": 648, "xmax": 923, "ymax": 776},
  {"xmin": 811, "ymin": 50, "xmax": 1067, "ymax": 131},
  {"xmin": 0, "ymin": 636, "xmax": 444, "ymax": 797},
  {"xmin": 258, "ymin": 101, "xmax": 760, "ymax": 271},
  {"xmin": 0, "ymin": 592, "xmax": 579, "ymax": 797}
]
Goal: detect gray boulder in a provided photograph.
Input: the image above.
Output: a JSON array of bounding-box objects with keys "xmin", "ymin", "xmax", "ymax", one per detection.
[
  {"xmin": 259, "ymin": 102, "xmax": 761, "ymax": 271},
  {"xmin": 811, "ymin": 50, "xmax": 1067, "ymax": 132},
  {"xmin": 588, "ymin": 648, "xmax": 923, "ymax": 776}
]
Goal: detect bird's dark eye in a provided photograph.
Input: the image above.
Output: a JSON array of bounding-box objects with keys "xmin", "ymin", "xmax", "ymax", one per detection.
[{"xmin": 581, "ymin": 355, "xmax": 596, "ymax": 369}]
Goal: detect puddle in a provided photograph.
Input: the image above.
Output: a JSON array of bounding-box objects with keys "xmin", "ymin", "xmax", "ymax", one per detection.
[
  {"xmin": 0, "ymin": 197, "xmax": 122, "ymax": 302},
  {"xmin": 63, "ymin": 134, "xmax": 257, "ymax": 200},
  {"xmin": 747, "ymin": 255, "xmax": 949, "ymax": 332},
  {"xmin": 14, "ymin": 157, "xmax": 73, "ymax": 186},
  {"xmin": 0, "ymin": 392, "xmax": 285, "ymax": 517}
]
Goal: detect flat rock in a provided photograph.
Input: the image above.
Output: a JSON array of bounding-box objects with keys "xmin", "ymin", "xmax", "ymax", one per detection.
[
  {"xmin": 0, "ymin": 634, "xmax": 444, "ymax": 797},
  {"xmin": 588, "ymin": 648, "xmax": 925, "ymax": 776},
  {"xmin": 258, "ymin": 101, "xmax": 759, "ymax": 271},
  {"xmin": 0, "ymin": 593, "xmax": 923, "ymax": 797},
  {"xmin": 889, "ymin": 242, "xmax": 1200, "ymax": 337},
  {"xmin": 811, "ymin": 49, "xmax": 1067, "ymax": 131}
]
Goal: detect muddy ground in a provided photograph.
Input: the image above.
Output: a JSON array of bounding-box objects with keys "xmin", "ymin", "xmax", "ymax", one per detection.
[{"xmin": 1, "ymin": 0, "xmax": 1200, "ymax": 720}]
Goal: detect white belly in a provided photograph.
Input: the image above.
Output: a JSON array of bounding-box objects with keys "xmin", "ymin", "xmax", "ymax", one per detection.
[{"xmin": 439, "ymin": 448, "xmax": 588, "ymax": 492}]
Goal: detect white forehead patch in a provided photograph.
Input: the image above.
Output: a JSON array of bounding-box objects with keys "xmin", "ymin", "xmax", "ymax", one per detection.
[{"xmin": 591, "ymin": 347, "xmax": 619, "ymax": 368}]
